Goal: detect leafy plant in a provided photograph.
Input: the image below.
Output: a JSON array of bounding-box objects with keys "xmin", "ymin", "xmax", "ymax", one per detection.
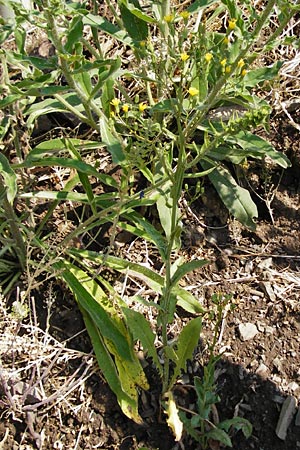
[{"xmin": 0, "ymin": 0, "xmax": 298, "ymax": 444}]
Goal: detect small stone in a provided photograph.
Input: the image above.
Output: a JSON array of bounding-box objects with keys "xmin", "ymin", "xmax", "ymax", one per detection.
[
  {"xmin": 273, "ymin": 357, "xmax": 284, "ymax": 373},
  {"xmin": 275, "ymin": 396, "xmax": 297, "ymax": 440},
  {"xmin": 238, "ymin": 323, "xmax": 259, "ymax": 341},
  {"xmin": 265, "ymin": 326, "xmax": 274, "ymax": 334},
  {"xmin": 287, "ymin": 382, "xmax": 300, "ymax": 392},
  {"xmin": 256, "ymin": 363, "xmax": 269, "ymax": 378}
]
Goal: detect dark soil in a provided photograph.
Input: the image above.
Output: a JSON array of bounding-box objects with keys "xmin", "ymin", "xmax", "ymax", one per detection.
[{"xmin": 1, "ymin": 104, "xmax": 300, "ymax": 450}]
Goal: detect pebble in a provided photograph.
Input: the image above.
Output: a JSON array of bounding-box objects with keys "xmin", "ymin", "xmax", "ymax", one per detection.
[
  {"xmin": 238, "ymin": 323, "xmax": 259, "ymax": 341},
  {"xmin": 275, "ymin": 395, "xmax": 297, "ymax": 440},
  {"xmin": 256, "ymin": 363, "xmax": 269, "ymax": 378}
]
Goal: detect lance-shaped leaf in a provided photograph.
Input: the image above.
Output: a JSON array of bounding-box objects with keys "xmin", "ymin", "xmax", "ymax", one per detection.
[
  {"xmin": 168, "ymin": 317, "xmax": 202, "ymax": 389},
  {"xmin": 0, "ymin": 154, "xmax": 17, "ymax": 204}
]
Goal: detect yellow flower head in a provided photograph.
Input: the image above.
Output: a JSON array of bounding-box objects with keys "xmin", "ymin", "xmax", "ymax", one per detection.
[
  {"xmin": 164, "ymin": 14, "xmax": 174, "ymax": 23},
  {"xmin": 139, "ymin": 102, "xmax": 148, "ymax": 112},
  {"xmin": 180, "ymin": 11, "xmax": 190, "ymax": 20},
  {"xmin": 110, "ymin": 98, "xmax": 120, "ymax": 107},
  {"xmin": 241, "ymin": 68, "xmax": 247, "ymax": 77},
  {"xmin": 223, "ymin": 36, "xmax": 229, "ymax": 45},
  {"xmin": 237, "ymin": 59, "xmax": 245, "ymax": 68},
  {"xmin": 188, "ymin": 87, "xmax": 199, "ymax": 97},
  {"xmin": 228, "ymin": 18, "xmax": 237, "ymax": 30},
  {"xmin": 180, "ymin": 52, "xmax": 189, "ymax": 62},
  {"xmin": 122, "ymin": 104, "xmax": 129, "ymax": 113},
  {"xmin": 204, "ymin": 52, "xmax": 213, "ymax": 63},
  {"xmin": 225, "ymin": 65, "xmax": 231, "ymax": 74},
  {"xmin": 220, "ymin": 58, "xmax": 227, "ymax": 66}
]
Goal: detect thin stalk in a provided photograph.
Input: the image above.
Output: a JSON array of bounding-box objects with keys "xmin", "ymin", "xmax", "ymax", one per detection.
[{"xmin": 161, "ymin": 103, "xmax": 187, "ymax": 394}]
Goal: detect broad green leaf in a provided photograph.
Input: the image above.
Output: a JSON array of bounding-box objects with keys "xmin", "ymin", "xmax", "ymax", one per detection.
[
  {"xmin": 122, "ymin": 307, "xmax": 163, "ymax": 376},
  {"xmin": 226, "ymin": 131, "xmax": 291, "ymax": 168},
  {"xmin": 120, "ymin": 1, "xmax": 149, "ymax": 44},
  {"xmin": 99, "ymin": 117, "xmax": 125, "ymax": 164},
  {"xmin": 202, "ymin": 161, "xmax": 258, "ymax": 230},
  {"xmin": 0, "ymin": 154, "xmax": 17, "ymax": 203},
  {"xmin": 243, "ymin": 61, "xmax": 284, "ymax": 87},
  {"xmin": 171, "ymin": 259, "xmax": 208, "ymax": 287},
  {"xmin": 83, "ymin": 13, "xmax": 133, "ymax": 46},
  {"xmin": 168, "ymin": 317, "xmax": 202, "ymax": 388}
]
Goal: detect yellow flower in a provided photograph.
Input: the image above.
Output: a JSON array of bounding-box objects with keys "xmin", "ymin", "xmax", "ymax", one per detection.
[
  {"xmin": 223, "ymin": 36, "xmax": 229, "ymax": 45},
  {"xmin": 241, "ymin": 69, "xmax": 247, "ymax": 77},
  {"xmin": 204, "ymin": 52, "xmax": 213, "ymax": 63},
  {"xmin": 220, "ymin": 58, "xmax": 227, "ymax": 66},
  {"xmin": 122, "ymin": 104, "xmax": 129, "ymax": 113},
  {"xmin": 164, "ymin": 14, "xmax": 174, "ymax": 23},
  {"xmin": 139, "ymin": 102, "xmax": 148, "ymax": 112},
  {"xmin": 228, "ymin": 18, "xmax": 237, "ymax": 30},
  {"xmin": 180, "ymin": 11, "xmax": 190, "ymax": 20},
  {"xmin": 237, "ymin": 59, "xmax": 245, "ymax": 68},
  {"xmin": 110, "ymin": 111, "xmax": 115, "ymax": 118},
  {"xmin": 188, "ymin": 87, "xmax": 199, "ymax": 97},
  {"xmin": 225, "ymin": 65, "xmax": 231, "ymax": 73},
  {"xmin": 110, "ymin": 98, "xmax": 120, "ymax": 107},
  {"xmin": 180, "ymin": 52, "xmax": 189, "ymax": 62}
]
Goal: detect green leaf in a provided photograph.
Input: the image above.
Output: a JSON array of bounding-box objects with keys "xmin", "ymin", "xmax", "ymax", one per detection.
[
  {"xmin": 99, "ymin": 117, "xmax": 125, "ymax": 164},
  {"xmin": 188, "ymin": 0, "xmax": 218, "ymax": 13},
  {"xmin": 169, "ymin": 317, "xmax": 202, "ymax": 388},
  {"xmin": 219, "ymin": 417, "xmax": 252, "ymax": 438},
  {"xmin": 0, "ymin": 154, "xmax": 17, "ymax": 203},
  {"xmin": 243, "ymin": 61, "xmax": 284, "ymax": 87},
  {"xmin": 122, "ymin": 307, "xmax": 163, "ymax": 376},
  {"xmin": 206, "ymin": 427, "xmax": 232, "ymax": 447},
  {"xmin": 119, "ymin": 1, "xmax": 149, "ymax": 44},
  {"xmin": 120, "ymin": 0, "xmax": 156, "ymax": 23},
  {"xmin": 171, "ymin": 259, "xmax": 208, "ymax": 287},
  {"xmin": 64, "ymin": 16, "xmax": 83, "ymax": 53},
  {"xmin": 83, "ymin": 13, "xmax": 133, "ymax": 46},
  {"xmin": 202, "ymin": 161, "xmax": 258, "ymax": 230},
  {"xmin": 68, "ymin": 248, "xmax": 205, "ymax": 314},
  {"xmin": 226, "ymin": 131, "xmax": 291, "ymax": 168}
]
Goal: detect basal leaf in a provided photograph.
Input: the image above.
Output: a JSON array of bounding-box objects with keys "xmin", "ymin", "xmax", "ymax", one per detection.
[
  {"xmin": 56, "ymin": 261, "xmax": 133, "ymax": 361},
  {"xmin": 81, "ymin": 307, "xmax": 142, "ymax": 423}
]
